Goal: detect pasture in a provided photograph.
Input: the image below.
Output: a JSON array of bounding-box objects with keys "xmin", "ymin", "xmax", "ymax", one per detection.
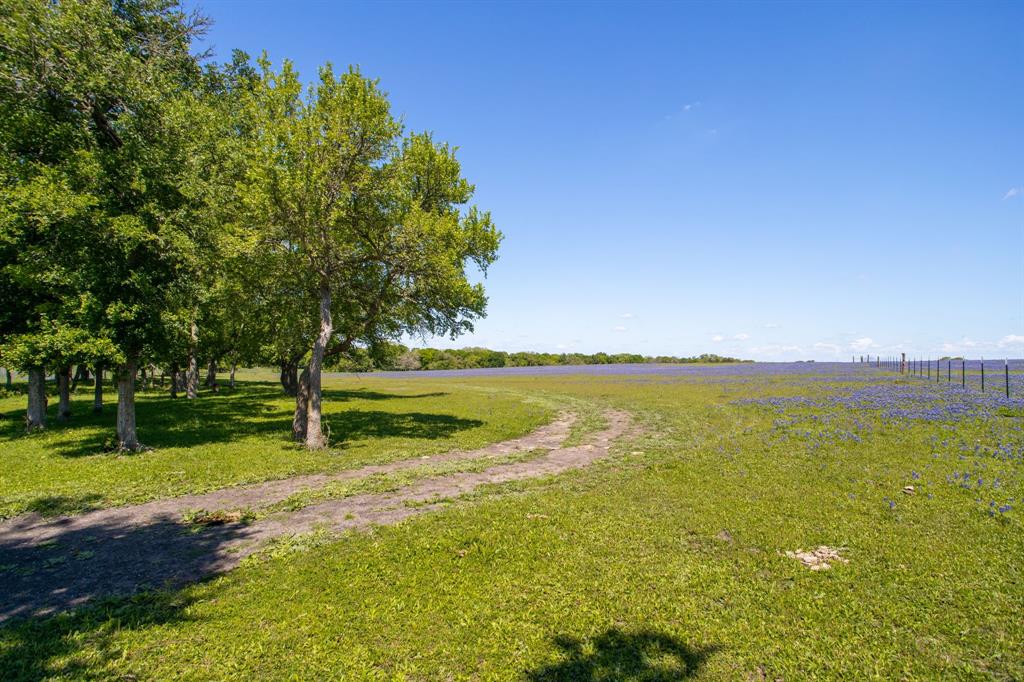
[{"xmin": 1, "ymin": 363, "xmax": 1021, "ymax": 679}]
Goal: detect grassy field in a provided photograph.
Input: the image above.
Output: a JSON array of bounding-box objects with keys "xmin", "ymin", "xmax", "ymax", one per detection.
[
  {"xmin": 1, "ymin": 366, "xmax": 1022, "ymax": 679},
  {"xmin": 0, "ymin": 371, "xmax": 554, "ymax": 520}
]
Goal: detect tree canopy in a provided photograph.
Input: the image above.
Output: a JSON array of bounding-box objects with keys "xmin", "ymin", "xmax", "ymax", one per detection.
[{"xmin": 0, "ymin": 0, "xmax": 501, "ymax": 450}]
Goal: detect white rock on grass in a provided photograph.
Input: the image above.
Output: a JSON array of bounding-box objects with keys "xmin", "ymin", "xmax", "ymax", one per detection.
[{"xmin": 785, "ymin": 546, "xmax": 848, "ymax": 571}]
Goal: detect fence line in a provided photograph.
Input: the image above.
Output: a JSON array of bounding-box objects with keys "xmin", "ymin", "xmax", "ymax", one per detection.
[{"xmin": 854, "ymin": 353, "xmax": 1015, "ymax": 399}]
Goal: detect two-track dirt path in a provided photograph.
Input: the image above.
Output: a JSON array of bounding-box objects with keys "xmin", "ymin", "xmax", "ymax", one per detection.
[{"xmin": 0, "ymin": 409, "xmax": 632, "ymax": 622}]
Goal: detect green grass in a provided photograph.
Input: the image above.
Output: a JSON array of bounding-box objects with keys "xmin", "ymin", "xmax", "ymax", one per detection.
[
  {"xmin": 248, "ymin": 447, "xmax": 549, "ymax": 518},
  {"xmin": 0, "ymin": 371, "xmax": 553, "ymax": 519},
  {"xmin": 0, "ymin": 370, "xmax": 1021, "ymax": 679}
]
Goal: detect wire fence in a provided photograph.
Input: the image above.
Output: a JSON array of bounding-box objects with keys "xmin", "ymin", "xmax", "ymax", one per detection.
[{"xmin": 855, "ymin": 354, "xmax": 1021, "ymax": 399}]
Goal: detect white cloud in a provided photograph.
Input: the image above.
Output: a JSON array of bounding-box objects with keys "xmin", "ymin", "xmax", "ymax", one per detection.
[
  {"xmin": 612, "ymin": 325, "xmax": 627, "ymax": 332},
  {"xmin": 1003, "ymin": 186, "xmax": 1022, "ymax": 200},
  {"xmin": 747, "ymin": 344, "xmax": 804, "ymax": 357},
  {"xmin": 664, "ymin": 102, "xmax": 700, "ymax": 120},
  {"xmin": 929, "ymin": 335, "xmax": 1024, "ymax": 356},
  {"xmin": 619, "ymin": 313, "xmax": 635, "ymax": 319},
  {"xmin": 733, "ymin": 333, "xmax": 750, "ymax": 340},
  {"xmin": 814, "ymin": 342, "xmax": 841, "ymax": 353},
  {"xmin": 850, "ymin": 337, "xmax": 876, "ymax": 351},
  {"xmin": 711, "ymin": 335, "xmax": 725, "ymax": 342},
  {"xmin": 764, "ymin": 323, "xmax": 780, "ymax": 329},
  {"xmin": 937, "ymin": 338, "xmax": 987, "ymax": 354}
]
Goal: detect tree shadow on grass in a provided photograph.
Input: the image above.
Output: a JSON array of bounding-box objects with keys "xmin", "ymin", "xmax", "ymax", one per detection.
[
  {"xmin": 22, "ymin": 494, "xmax": 106, "ymax": 517},
  {"xmin": 0, "ymin": 512, "xmax": 253, "ymax": 680},
  {"xmin": 322, "ymin": 388, "xmax": 448, "ymax": 401},
  {"xmin": 0, "ymin": 589, "xmax": 201, "ymax": 681},
  {"xmin": 0, "ymin": 584, "xmax": 206, "ymax": 682},
  {"xmin": 526, "ymin": 629, "xmax": 719, "ymax": 681},
  {"xmin": 322, "ymin": 411, "xmax": 483, "ymax": 446},
  {"xmin": 0, "ymin": 383, "xmax": 474, "ymax": 457}
]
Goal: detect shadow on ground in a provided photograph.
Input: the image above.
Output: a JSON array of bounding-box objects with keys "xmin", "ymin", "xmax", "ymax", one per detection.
[
  {"xmin": 0, "ymin": 575, "xmax": 204, "ymax": 681},
  {"xmin": 21, "ymin": 494, "xmax": 106, "ymax": 517},
  {"xmin": 322, "ymin": 410, "xmax": 482, "ymax": 446},
  {"xmin": 0, "ymin": 383, "xmax": 474, "ymax": 457},
  {"xmin": 0, "ymin": 511, "xmax": 249, "ymax": 630},
  {"xmin": 526, "ymin": 629, "xmax": 719, "ymax": 680}
]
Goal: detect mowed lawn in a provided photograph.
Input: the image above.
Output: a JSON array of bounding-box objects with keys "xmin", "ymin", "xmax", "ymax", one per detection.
[
  {"xmin": 0, "ymin": 370, "xmax": 554, "ymax": 520},
  {"xmin": 1, "ymin": 368, "xmax": 1022, "ymax": 679}
]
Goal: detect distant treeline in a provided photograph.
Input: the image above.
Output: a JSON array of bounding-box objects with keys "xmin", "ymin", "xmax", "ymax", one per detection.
[{"xmin": 334, "ymin": 346, "xmax": 749, "ymax": 372}]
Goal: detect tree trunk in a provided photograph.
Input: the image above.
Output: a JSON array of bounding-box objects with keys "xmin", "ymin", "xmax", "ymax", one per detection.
[
  {"xmin": 205, "ymin": 359, "xmax": 217, "ymax": 388},
  {"xmin": 280, "ymin": 360, "xmax": 299, "ymax": 396},
  {"xmin": 26, "ymin": 367, "xmax": 46, "ymax": 431},
  {"xmin": 93, "ymin": 365, "xmax": 104, "ymax": 414},
  {"xmin": 229, "ymin": 363, "xmax": 237, "ymax": 389},
  {"xmin": 169, "ymin": 363, "xmax": 179, "ymax": 399},
  {"xmin": 71, "ymin": 364, "xmax": 88, "ymax": 390},
  {"xmin": 116, "ymin": 359, "xmax": 142, "ymax": 451},
  {"xmin": 304, "ymin": 285, "xmax": 332, "ymax": 449},
  {"xmin": 140, "ymin": 364, "xmax": 148, "ymax": 391},
  {"xmin": 292, "ymin": 366, "xmax": 309, "ymax": 442},
  {"xmin": 187, "ymin": 320, "xmax": 199, "ymax": 399},
  {"xmin": 4, "ymin": 367, "xmax": 11, "ymax": 389},
  {"xmin": 57, "ymin": 365, "xmax": 72, "ymax": 423}
]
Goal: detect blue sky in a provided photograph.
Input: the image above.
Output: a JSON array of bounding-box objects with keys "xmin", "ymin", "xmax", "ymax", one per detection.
[{"xmin": 189, "ymin": 0, "xmax": 1023, "ymax": 360}]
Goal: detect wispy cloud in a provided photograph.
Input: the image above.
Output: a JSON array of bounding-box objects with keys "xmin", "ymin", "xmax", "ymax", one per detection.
[
  {"xmin": 814, "ymin": 342, "xmax": 841, "ymax": 354},
  {"xmin": 619, "ymin": 313, "xmax": 635, "ymax": 319},
  {"xmin": 764, "ymin": 323, "xmax": 780, "ymax": 329},
  {"xmin": 664, "ymin": 101, "xmax": 701, "ymax": 121},
  {"xmin": 1003, "ymin": 186, "xmax": 1022, "ymax": 200},
  {"xmin": 748, "ymin": 344, "xmax": 804, "ymax": 357},
  {"xmin": 733, "ymin": 333, "xmax": 750, "ymax": 340},
  {"xmin": 850, "ymin": 337, "xmax": 876, "ymax": 351},
  {"xmin": 711, "ymin": 334, "xmax": 724, "ymax": 342},
  {"xmin": 938, "ymin": 338, "xmax": 986, "ymax": 354},
  {"xmin": 612, "ymin": 325, "xmax": 627, "ymax": 332},
  {"xmin": 909, "ymin": 336, "xmax": 1024, "ymax": 355}
]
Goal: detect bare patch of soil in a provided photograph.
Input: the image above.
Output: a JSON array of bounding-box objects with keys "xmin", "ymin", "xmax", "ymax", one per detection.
[
  {"xmin": 0, "ymin": 410, "xmax": 632, "ymax": 622},
  {"xmin": 785, "ymin": 545, "xmax": 848, "ymax": 571}
]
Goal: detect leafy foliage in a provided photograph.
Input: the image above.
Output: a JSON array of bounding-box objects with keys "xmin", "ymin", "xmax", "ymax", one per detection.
[{"xmin": 387, "ymin": 346, "xmax": 747, "ymax": 371}]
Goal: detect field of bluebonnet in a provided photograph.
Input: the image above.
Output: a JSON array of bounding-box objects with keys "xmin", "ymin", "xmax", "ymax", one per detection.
[{"xmin": 1, "ymin": 362, "xmax": 1022, "ymax": 679}]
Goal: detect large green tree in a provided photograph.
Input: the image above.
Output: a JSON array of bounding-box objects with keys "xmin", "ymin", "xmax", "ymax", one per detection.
[
  {"xmin": 0, "ymin": 0, "xmax": 212, "ymax": 448},
  {"xmin": 241, "ymin": 57, "xmax": 501, "ymax": 449}
]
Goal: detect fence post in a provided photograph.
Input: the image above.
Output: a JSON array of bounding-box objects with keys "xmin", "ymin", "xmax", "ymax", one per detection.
[
  {"xmin": 961, "ymin": 359, "xmax": 965, "ymax": 388},
  {"xmin": 981, "ymin": 358, "xmax": 985, "ymax": 392},
  {"xmin": 1006, "ymin": 359, "xmax": 1010, "ymax": 399},
  {"xmin": 947, "ymin": 359, "xmax": 951, "ymax": 382}
]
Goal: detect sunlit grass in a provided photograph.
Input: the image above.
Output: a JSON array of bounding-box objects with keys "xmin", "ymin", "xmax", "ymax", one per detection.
[
  {"xmin": 0, "ymin": 367, "xmax": 1021, "ymax": 679},
  {"xmin": 0, "ymin": 371, "xmax": 553, "ymax": 519}
]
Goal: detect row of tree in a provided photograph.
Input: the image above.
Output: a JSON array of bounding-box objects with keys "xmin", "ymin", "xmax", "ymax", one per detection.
[
  {"xmin": 0, "ymin": 0, "xmax": 500, "ymax": 450},
  {"xmin": 381, "ymin": 347, "xmax": 747, "ymax": 371}
]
